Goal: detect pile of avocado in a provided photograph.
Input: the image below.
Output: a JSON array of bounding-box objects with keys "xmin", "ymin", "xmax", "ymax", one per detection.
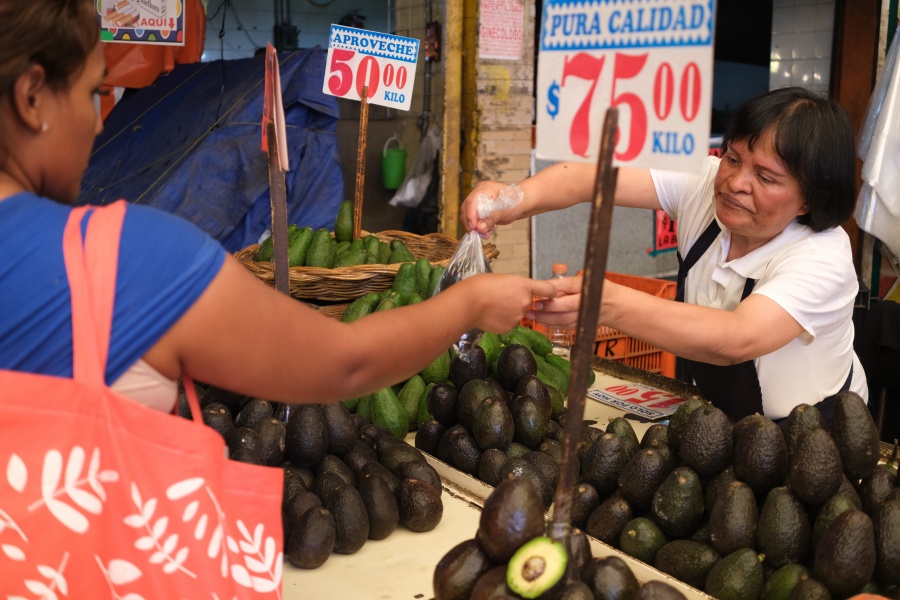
[
  {"xmin": 255, "ymin": 200, "xmax": 418, "ymax": 268},
  {"xmin": 434, "ymin": 476, "xmax": 690, "ymax": 600},
  {"xmin": 182, "ymin": 383, "xmax": 445, "ymax": 571}
]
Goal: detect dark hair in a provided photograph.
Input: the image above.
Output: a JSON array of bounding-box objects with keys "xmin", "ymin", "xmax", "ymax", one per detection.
[
  {"xmin": 722, "ymin": 87, "xmax": 856, "ymax": 232},
  {"xmin": 0, "ymin": 0, "xmax": 99, "ymax": 97}
]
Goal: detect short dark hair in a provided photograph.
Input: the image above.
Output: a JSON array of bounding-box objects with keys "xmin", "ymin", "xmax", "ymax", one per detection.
[{"xmin": 722, "ymin": 87, "xmax": 856, "ymax": 232}]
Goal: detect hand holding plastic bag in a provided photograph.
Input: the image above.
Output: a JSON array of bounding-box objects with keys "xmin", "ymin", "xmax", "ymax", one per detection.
[{"xmin": 434, "ymin": 184, "xmax": 524, "ymax": 353}]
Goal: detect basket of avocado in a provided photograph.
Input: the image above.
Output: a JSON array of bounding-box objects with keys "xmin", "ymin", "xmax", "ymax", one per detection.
[{"xmin": 234, "ymin": 200, "xmax": 499, "ymax": 301}]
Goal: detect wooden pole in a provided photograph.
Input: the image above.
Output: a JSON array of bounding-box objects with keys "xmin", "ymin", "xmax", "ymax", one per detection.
[{"xmin": 353, "ymin": 85, "xmax": 369, "ymax": 240}]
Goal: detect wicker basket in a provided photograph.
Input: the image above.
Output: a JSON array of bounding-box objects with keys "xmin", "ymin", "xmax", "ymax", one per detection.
[{"xmin": 234, "ymin": 230, "xmax": 499, "ymax": 301}]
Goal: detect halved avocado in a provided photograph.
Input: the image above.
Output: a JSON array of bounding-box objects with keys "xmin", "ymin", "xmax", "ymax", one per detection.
[{"xmin": 506, "ymin": 536, "xmax": 568, "ymax": 599}]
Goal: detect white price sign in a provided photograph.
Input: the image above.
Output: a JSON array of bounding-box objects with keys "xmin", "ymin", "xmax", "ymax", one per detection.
[
  {"xmin": 536, "ymin": 0, "xmax": 716, "ymax": 172},
  {"xmin": 323, "ymin": 25, "xmax": 419, "ymax": 111},
  {"xmin": 588, "ymin": 382, "xmax": 687, "ymax": 421}
]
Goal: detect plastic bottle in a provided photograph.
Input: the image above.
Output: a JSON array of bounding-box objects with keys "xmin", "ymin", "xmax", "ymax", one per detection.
[{"xmin": 548, "ymin": 263, "xmax": 571, "ymax": 356}]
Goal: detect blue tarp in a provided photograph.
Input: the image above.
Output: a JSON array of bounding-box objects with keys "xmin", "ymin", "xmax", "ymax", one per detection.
[{"xmin": 79, "ymin": 46, "xmax": 344, "ymax": 253}]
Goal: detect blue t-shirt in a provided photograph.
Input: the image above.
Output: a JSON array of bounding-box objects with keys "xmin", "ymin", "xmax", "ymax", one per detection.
[{"xmin": 0, "ymin": 194, "xmax": 226, "ymax": 384}]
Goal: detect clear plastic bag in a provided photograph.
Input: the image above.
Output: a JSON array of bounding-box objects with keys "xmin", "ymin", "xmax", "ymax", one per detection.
[{"xmin": 433, "ymin": 183, "xmax": 524, "ymax": 353}]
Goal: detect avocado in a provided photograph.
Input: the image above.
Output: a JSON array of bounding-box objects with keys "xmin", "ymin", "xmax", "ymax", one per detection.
[
  {"xmin": 515, "ymin": 374, "xmax": 553, "ymax": 420},
  {"xmin": 397, "ymin": 375, "xmax": 426, "ymax": 432},
  {"xmin": 636, "ymin": 581, "xmax": 687, "ymax": 600},
  {"xmin": 397, "ymin": 478, "xmax": 443, "ymax": 532},
  {"xmin": 287, "ymin": 225, "xmax": 314, "ymax": 266},
  {"xmin": 858, "ymin": 464, "xmax": 898, "ymax": 514},
  {"xmin": 415, "ymin": 418, "xmax": 448, "ymax": 458},
  {"xmin": 705, "ymin": 548, "xmax": 765, "ymax": 600},
  {"xmin": 421, "ymin": 349, "xmax": 452, "ymax": 384},
  {"xmin": 358, "ymin": 472, "xmax": 399, "ymax": 540},
  {"xmin": 458, "ymin": 378, "xmax": 500, "ymax": 431},
  {"xmin": 570, "ymin": 483, "xmax": 601, "ymax": 530},
  {"xmin": 782, "ymin": 403, "xmax": 825, "ymax": 454},
  {"xmin": 666, "ymin": 397, "xmax": 707, "ymax": 453},
  {"xmin": 478, "ymin": 448, "xmax": 509, "ymax": 487},
  {"xmin": 606, "ymin": 416, "xmax": 641, "ymax": 462},
  {"xmin": 678, "ymin": 405, "xmax": 733, "ymax": 477},
  {"xmin": 535, "ymin": 356, "xmax": 570, "ymax": 398},
  {"xmin": 313, "ymin": 471, "xmax": 348, "ymax": 506},
  {"xmin": 581, "ymin": 432, "xmax": 630, "ymax": 495},
  {"xmin": 523, "ymin": 451, "xmax": 559, "ymax": 490},
  {"xmin": 229, "ymin": 427, "xmax": 264, "ymax": 464},
  {"xmin": 256, "ymin": 232, "xmax": 274, "ymax": 262},
  {"xmin": 545, "ymin": 384, "xmax": 566, "ymax": 421},
  {"xmin": 582, "ymin": 555, "xmax": 640, "ymax": 600},
  {"xmin": 755, "ymin": 486, "xmax": 810, "ymax": 567},
  {"xmin": 470, "ymin": 565, "xmax": 515, "ymax": 600},
  {"xmin": 732, "ymin": 413, "xmax": 789, "ymax": 497},
  {"xmin": 497, "ymin": 344, "xmax": 538, "ymax": 392},
  {"xmin": 427, "ymin": 382, "xmax": 459, "ymax": 428},
  {"xmin": 378, "ymin": 441, "xmax": 426, "ymax": 474},
  {"xmin": 359, "ymin": 461, "xmax": 400, "ymax": 495},
  {"xmin": 433, "ymin": 538, "xmax": 496, "ymax": 600},
  {"xmin": 506, "ymin": 536, "xmax": 567, "ymax": 599},
  {"xmin": 316, "ymin": 454, "xmax": 356, "ymax": 488},
  {"xmin": 201, "ymin": 402, "xmax": 236, "ymax": 444},
  {"xmin": 342, "ymin": 291, "xmax": 380, "ymax": 323},
  {"xmin": 396, "ymin": 460, "xmax": 443, "ymax": 497},
  {"xmin": 540, "ymin": 437, "xmax": 564, "ymax": 464},
  {"xmin": 873, "ymin": 499, "xmax": 900, "ymax": 586},
  {"xmin": 250, "ymin": 417, "xmax": 286, "ymax": 466},
  {"xmin": 449, "ymin": 426, "xmax": 483, "ymax": 476},
  {"xmin": 785, "ymin": 577, "xmax": 831, "ymax": 600},
  {"xmin": 332, "ymin": 248, "xmax": 366, "ymax": 268},
  {"xmin": 761, "ymin": 563, "xmax": 810, "ymax": 600},
  {"xmin": 333, "ymin": 199, "xmax": 353, "ymax": 243},
  {"xmin": 499, "ymin": 457, "xmax": 554, "ymax": 510},
  {"xmin": 371, "ymin": 386, "xmax": 409, "ymax": 439},
  {"xmin": 504, "ymin": 441, "xmax": 531, "ymax": 460},
  {"xmin": 704, "ymin": 466, "xmax": 737, "ymax": 513},
  {"xmin": 451, "ymin": 346, "xmax": 489, "ymax": 390},
  {"xmin": 651, "ymin": 466, "xmax": 705, "ymax": 538},
  {"xmin": 281, "ymin": 486, "xmax": 320, "ymax": 537},
  {"xmin": 234, "ymin": 398, "xmax": 273, "ymax": 430},
  {"xmin": 709, "ymin": 481, "xmax": 759, "ymax": 557},
  {"xmin": 813, "ymin": 509, "xmax": 876, "ymax": 597},
  {"xmin": 832, "ymin": 391, "xmax": 881, "ymax": 480},
  {"xmin": 286, "ymin": 404, "xmax": 329, "ymax": 467},
  {"xmin": 641, "ymin": 423, "xmax": 669, "ymax": 449},
  {"xmin": 586, "ymin": 493, "xmax": 633, "ymax": 547},
  {"xmin": 285, "ymin": 506, "xmax": 335, "ymax": 569},
  {"xmin": 836, "ymin": 474, "xmax": 863, "ymax": 509},
  {"xmin": 654, "ymin": 540, "xmax": 720, "ymax": 590},
  {"xmin": 514, "ymin": 325, "xmax": 554, "ymax": 357},
  {"xmin": 389, "ymin": 238, "xmax": 415, "ymax": 262},
  {"xmin": 553, "ymin": 580, "xmax": 595, "ymax": 600},
  {"xmin": 620, "ymin": 517, "xmax": 668, "ymax": 564},
  {"xmin": 811, "ymin": 493, "xmax": 855, "ymax": 551},
  {"xmin": 321, "ymin": 402, "xmax": 357, "ymax": 457},
  {"xmin": 509, "ymin": 395, "xmax": 550, "ymax": 449},
  {"xmin": 342, "ymin": 439, "xmax": 378, "ymax": 478},
  {"xmin": 305, "ymin": 227, "xmax": 335, "ymax": 268},
  {"xmin": 437, "ymin": 424, "xmax": 465, "ymax": 465},
  {"xmin": 787, "ymin": 427, "xmax": 843, "ymax": 505},
  {"xmin": 476, "ymin": 477, "xmax": 545, "ymax": 562},
  {"xmin": 618, "ymin": 448, "xmax": 675, "ymax": 510}
]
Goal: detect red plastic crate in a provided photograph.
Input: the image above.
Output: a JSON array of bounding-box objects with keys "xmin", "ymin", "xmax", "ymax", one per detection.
[{"xmin": 524, "ymin": 272, "xmax": 677, "ymax": 378}]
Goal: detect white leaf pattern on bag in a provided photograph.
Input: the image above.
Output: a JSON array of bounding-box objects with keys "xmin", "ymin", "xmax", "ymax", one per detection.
[
  {"xmin": 31, "ymin": 447, "xmax": 116, "ymax": 533},
  {"xmin": 86, "ymin": 448, "xmax": 104, "ymax": 501},
  {"xmin": 194, "ymin": 514, "xmax": 207, "ymax": 539},
  {"xmin": 121, "ymin": 594, "xmax": 146, "ymax": 600},
  {"xmin": 23, "ymin": 551, "xmax": 70, "ymax": 600},
  {"xmin": 7, "ymin": 453, "xmax": 27, "ymax": 492},
  {"xmin": 1, "ymin": 543, "xmax": 25, "ymax": 560},
  {"xmin": 166, "ymin": 478, "xmax": 204, "ymax": 500},
  {"xmin": 126, "ymin": 485, "xmax": 196, "ymax": 578},
  {"xmin": 230, "ymin": 520, "xmax": 282, "ymax": 597},
  {"xmin": 182, "ymin": 500, "xmax": 198, "ymax": 522},
  {"xmin": 0, "ymin": 507, "xmax": 28, "ymax": 542},
  {"xmin": 24, "ymin": 579, "xmax": 55, "ymax": 598},
  {"xmin": 107, "ymin": 559, "xmax": 142, "ymax": 585},
  {"xmin": 208, "ymin": 525, "xmax": 223, "ymax": 558},
  {"xmin": 37, "ymin": 563, "xmax": 68, "ymax": 595}
]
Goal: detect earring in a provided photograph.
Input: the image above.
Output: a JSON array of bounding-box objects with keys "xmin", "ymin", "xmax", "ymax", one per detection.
[{"xmin": 40, "ymin": 122, "xmax": 49, "ymax": 132}]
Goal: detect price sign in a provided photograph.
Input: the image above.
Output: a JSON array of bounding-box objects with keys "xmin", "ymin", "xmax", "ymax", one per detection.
[
  {"xmin": 652, "ymin": 209, "xmax": 678, "ymax": 254},
  {"xmin": 536, "ymin": 0, "xmax": 715, "ymax": 172},
  {"xmin": 588, "ymin": 382, "xmax": 687, "ymax": 420},
  {"xmin": 323, "ymin": 25, "xmax": 419, "ymax": 111}
]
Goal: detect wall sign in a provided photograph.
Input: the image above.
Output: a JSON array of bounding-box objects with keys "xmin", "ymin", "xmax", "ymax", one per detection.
[
  {"xmin": 98, "ymin": 0, "xmax": 185, "ymax": 45},
  {"xmin": 323, "ymin": 25, "xmax": 419, "ymax": 111},
  {"xmin": 536, "ymin": 0, "xmax": 716, "ymax": 172},
  {"xmin": 588, "ymin": 383, "xmax": 687, "ymax": 420},
  {"xmin": 479, "ymin": 0, "xmax": 525, "ymax": 60}
]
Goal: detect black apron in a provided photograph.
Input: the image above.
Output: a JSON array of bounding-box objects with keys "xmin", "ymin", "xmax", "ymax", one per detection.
[{"xmin": 675, "ymin": 219, "xmax": 851, "ymax": 424}]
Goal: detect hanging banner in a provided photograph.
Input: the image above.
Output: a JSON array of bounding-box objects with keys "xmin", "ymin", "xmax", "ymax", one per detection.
[
  {"xmin": 479, "ymin": 0, "xmax": 525, "ymax": 60},
  {"xmin": 323, "ymin": 25, "xmax": 420, "ymax": 111},
  {"xmin": 536, "ymin": 0, "xmax": 716, "ymax": 172},
  {"xmin": 98, "ymin": 0, "xmax": 185, "ymax": 46}
]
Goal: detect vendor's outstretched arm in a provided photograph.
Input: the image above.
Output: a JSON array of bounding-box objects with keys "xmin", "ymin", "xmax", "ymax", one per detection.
[{"xmin": 536, "ymin": 278, "xmax": 805, "ymax": 366}]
